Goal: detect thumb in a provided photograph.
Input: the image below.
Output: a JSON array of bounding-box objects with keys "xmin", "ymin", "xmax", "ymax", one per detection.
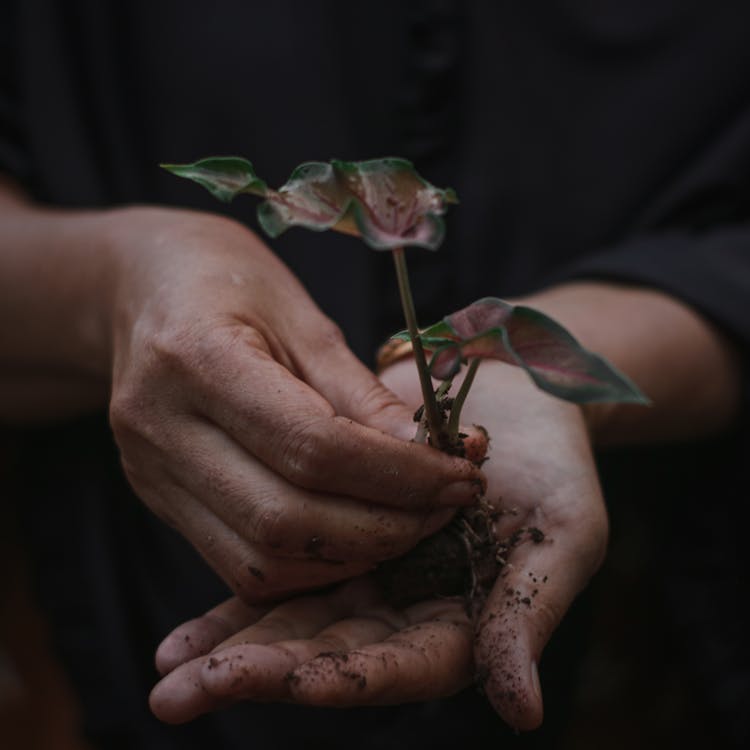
[
  {"xmin": 292, "ymin": 323, "xmax": 423, "ymax": 439},
  {"xmin": 475, "ymin": 509, "xmax": 608, "ymax": 731},
  {"xmin": 298, "ymin": 329, "xmax": 490, "ymax": 462}
]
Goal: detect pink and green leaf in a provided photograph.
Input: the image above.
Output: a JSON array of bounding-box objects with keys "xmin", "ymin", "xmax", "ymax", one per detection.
[
  {"xmin": 256, "ymin": 161, "xmax": 354, "ymax": 238},
  {"xmin": 163, "ymin": 156, "xmax": 456, "ymax": 250},
  {"xmin": 160, "ymin": 157, "xmax": 268, "ymax": 202},
  {"xmin": 397, "ymin": 297, "xmax": 648, "ymax": 404},
  {"xmin": 332, "ymin": 158, "xmax": 457, "ymax": 250}
]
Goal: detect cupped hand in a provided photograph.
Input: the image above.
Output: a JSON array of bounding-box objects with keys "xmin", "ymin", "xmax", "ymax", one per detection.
[
  {"xmin": 149, "ymin": 577, "xmax": 472, "ymax": 723},
  {"xmin": 104, "ymin": 208, "xmax": 485, "ymax": 601},
  {"xmin": 149, "ymin": 357, "xmax": 608, "ymax": 730}
]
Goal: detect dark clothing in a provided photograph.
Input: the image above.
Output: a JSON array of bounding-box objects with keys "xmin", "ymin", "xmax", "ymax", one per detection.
[{"xmin": 2, "ymin": 1, "xmax": 749, "ymax": 748}]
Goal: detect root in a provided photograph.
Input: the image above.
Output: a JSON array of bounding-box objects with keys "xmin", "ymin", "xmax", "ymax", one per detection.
[
  {"xmin": 376, "ymin": 390, "xmax": 546, "ymax": 619},
  {"xmin": 374, "ymin": 509, "xmax": 547, "ymax": 619}
]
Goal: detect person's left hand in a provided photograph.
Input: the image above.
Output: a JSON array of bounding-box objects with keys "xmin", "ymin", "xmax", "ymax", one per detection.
[
  {"xmin": 149, "ymin": 575, "xmax": 473, "ymax": 722},
  {"xmin": 150, "ymin": 358, "xmax": 609, "ymax": 731}
]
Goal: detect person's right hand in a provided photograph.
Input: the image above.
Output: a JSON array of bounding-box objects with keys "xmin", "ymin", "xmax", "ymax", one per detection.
[{"xmin": 104, "ymin": 207, "xmax": 486, "ymax": 601}]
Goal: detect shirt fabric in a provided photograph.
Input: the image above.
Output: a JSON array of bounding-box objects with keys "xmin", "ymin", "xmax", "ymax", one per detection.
[{"xmin": 2, "ymin": 1, "xmax": 749, "ymax": 747}]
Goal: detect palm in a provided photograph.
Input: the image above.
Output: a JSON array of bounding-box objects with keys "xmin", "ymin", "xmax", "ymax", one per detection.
[
  {"xmin": 150, "ymin": 576, "xmax": 473, "ymax": 723},
  {"xmin": 151, "ymin": 360, "xmax": 608, "ymax": 731}
]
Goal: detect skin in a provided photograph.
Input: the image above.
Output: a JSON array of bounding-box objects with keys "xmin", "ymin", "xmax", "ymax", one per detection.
[
  {"xmin": 149, "ymin": 283, "xmax": 742, "ymax": 730},
  {"xmin": 0, "ymin": 179, "xmax": 486, "ymax": 601}
]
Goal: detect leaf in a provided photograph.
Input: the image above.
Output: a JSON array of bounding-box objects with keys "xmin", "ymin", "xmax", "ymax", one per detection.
[
  {"xmin": 428, "ymin": 342, "xmax": 464, "ymax": 379},
  {"xmin": 160, "ymin": 157, "xmax": 268, "ymax": 202},
  {"xmin": 256, "ymin": 161, "xmax": 354, "ymax": 238},
  {"xmin": 332, "ymin": 158, "xmax": 457, "ymax": 250},
  {"xmin": 391, "ymin": 321, "xmax": 455, "ymax": 348},
  {"xmin": 442, "ymin": 297, "xmax": 515, "ymax": 340},
  {"xmin": 397, "ymin": 297, "xmax": 649, "ymax": 404}
]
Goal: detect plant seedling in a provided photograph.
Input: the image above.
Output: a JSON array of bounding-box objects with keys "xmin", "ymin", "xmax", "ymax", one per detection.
[
  {"xmin": 164, "ymin": 156, "xmax": 647, "ymax": 607},
  {"xmin": 164, "ymin": 156, "xmax": 645, "ymax": 442}
]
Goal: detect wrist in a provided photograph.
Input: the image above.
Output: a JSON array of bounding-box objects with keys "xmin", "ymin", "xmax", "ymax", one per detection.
[{"xmin": 0, "ymin": 201, "xmax": 126, "ymax": 380}]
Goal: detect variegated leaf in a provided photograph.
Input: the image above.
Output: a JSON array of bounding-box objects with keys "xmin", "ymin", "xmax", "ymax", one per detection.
[
  {"xmin": 395, "ymin": 297, "xmax": 648, "ymax": 404},
  {"xmin": 160, "ymin": 157, "xmax": 267, "ymax": 202},
  {"xmin": 332, "ymin": 158, "xmax": 456, "ymax": 250},
  {"xmin": 257, "ymin": 161, "xmax": 354, "ymax": 238}
]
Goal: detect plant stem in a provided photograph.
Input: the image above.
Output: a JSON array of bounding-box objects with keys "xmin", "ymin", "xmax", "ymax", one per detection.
[
  {"xmin": 448, "ymin": 358, "xmax": 480, "ymax": 439},
  {"xmin": 391, "ymin": 247, "xmax": 443, "ymax": 444}
]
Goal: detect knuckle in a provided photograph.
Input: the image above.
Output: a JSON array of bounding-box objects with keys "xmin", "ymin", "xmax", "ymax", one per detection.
[
  {"xmin": 117, "ymin": 320, "xmax": 272, "ymax": 422},
  {"xmin": 349, "ymin": 379, "xmax": 404, "ymax": 426},
  {"xmin": 229, "ymin": 562, "xmax": 291, "ymax": 606},
  {"xmin": 109, "ymin": 334, "xmax": 196, "ymax": 440},
  {"xmin": 226, "ymin": 555, "xmax": 270, "ymax": 604},
  {"xmin": 147, "ymin": 323, "xmax": 216, "ymax": 381},
  {"xmin": 109, "ymin": 383, "xmax": 160, "ymax": 446},
  {"xmin": 147, "ymin": 320, "xmax": 268, "ymax": 387},
  {"xmin": 314, "ymin": 318, "xmax": 347, "ymax": 351},
  {"xmin": 233, "ymin": 325, "xmax": 272, "ymax": 356},
  {"xmin": 109, "ymin": 373, "xmax": 173, "ymax": 455},
  {"xmin": 230, "ymin": 576, "xmax": 270, "ymax": 606},
  {"xmin": 278, "ymin": 419, "xmax": 336, "ymax": 488},
  {"xmin": 108, "ymin": 387, "xmax": 141, "ymax": 437},
  {"xmin": 245, "ymin": 502, "xmax": 287, "ymax": 550}
]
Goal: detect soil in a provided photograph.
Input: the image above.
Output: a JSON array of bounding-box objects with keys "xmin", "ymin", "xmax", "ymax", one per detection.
[
  {"xmin": 285, "ymin": 651, "xmax": 368, "ymax": 691},
  {"xmin": 374, "ymin": 501, "xmax": 546, "ymax": 618},
  {"xmin": 374, "ymin": 408, "xmax": 545, "ymax": 619}
]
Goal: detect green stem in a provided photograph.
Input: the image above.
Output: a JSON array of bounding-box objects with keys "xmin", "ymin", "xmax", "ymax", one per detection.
[
  {"xmin": 448, "ymin": 358, "xmax": 480, "ymax": 439},
  {"xmin": 391, "ymin": 247, "xmax": 443, "ymax": 444}
]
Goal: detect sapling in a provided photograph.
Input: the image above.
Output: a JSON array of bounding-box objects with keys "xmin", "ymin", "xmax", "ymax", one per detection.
[{"xmin": 163, "ymin": 156, "xmax": 647, "ymax": 610}]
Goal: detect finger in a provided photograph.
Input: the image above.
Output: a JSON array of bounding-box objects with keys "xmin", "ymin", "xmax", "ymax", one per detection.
[
  {"xmin": 152, "ymin": 582, "xmax": 475, "ymax": 720},
  {"xmin": 150, "ymin": 658, "xmax": 229, "ymax": 724},
  {"xmin": 288, "ymin": 600, "xmax": 472, "ymax": 706},
  {"xmin": 155, "ymin": 597, "xmax": 267, "ymax": 676},
  {"xmin": 152, "ymin": 594, "xmax": 349, "ymax": 722},
  {"xmin": 153, "ymin": 579, "xmax": 383, "ymax": 721},
  {"xmin": 308, "ymin": 343, "xmax": 491, "ymax": 466},
  {"xmin": 291, "ymin": 323, "xmax": 424, "ymax": 442},
  {"xmin": 206, "ymin": 594, "xmax": 365, "ymax": 656},
  {"xmin": 135, "ymin": 477, "xmax": 371, "ymax": 602},
  {"xmin": 157, "ymin": 416, "xmax": 461, "ymax": 561},
  {"xmin": 190, "ymin": 339, "xmax": 484, "ymax": 509},
  {"xmin": 199, "ymin": 615, "xmax": 399, "ymax": 701},
  {"xmin": 152, "ymin": 611, "xmax": 468, "ymax": 723},
  {"xmin": 475, "ymin": 503, "xmax": 608, "ymax": 731}
]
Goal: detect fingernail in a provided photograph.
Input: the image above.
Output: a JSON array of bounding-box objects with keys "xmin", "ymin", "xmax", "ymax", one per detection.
[
  {"xmin": 463, "ymin": 425, "xmax": 490, "ymax": 465},
  {"xmin": 436, "ymin": 479, "xmax": 483, "ymax": 507},
  {"xmin": 530, "ymin": 660, "xmax": 542, "ymax": 703}
]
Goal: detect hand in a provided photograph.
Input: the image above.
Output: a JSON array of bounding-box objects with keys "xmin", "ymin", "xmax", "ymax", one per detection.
[
  {"xmin": 149, "ymin": 577, "xmax": 473, "ymax": 722},
  {"xmin": 149, "ymin": 357, "xmax": 607, "ymax": 730},
  {"xmin": 104, "ymin": 208, "xmax": 485, "ymax": 601}
]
